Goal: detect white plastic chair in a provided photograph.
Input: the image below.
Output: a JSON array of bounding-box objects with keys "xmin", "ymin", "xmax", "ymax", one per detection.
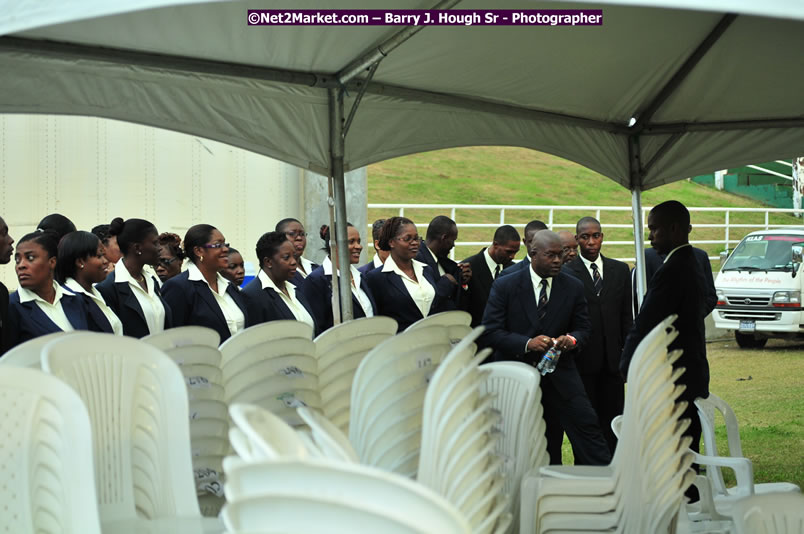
[
  {"xmin": 406, "ymin": 310, "xmax": 472, "ymax": 330},
  {"xmin": 219, "ymin": 320, "xmax": 313, "ymax": 368},
  {"xmin": 229, "ymin": 403, "xmax": 308, "ymax": 460},
  {"xmin": 223, "ymin": 458, "xmax": 470, "ymax": 534},
  {"xmin": 297, "ymin": 406, "xmax": 359, "ymax": 463},
  {"xmin": 0, "ymin": 330, "xmax": 79, "ymax": 368},
  {"xmin": 41, "ymin": 332, "xmax": 221, "ymax": 533},
  {"xmin": 731, "ymin": 492, "xmax": 804, "ymax": 534},
  {"xmin": 695, "ymin": 393, "xmax": 801, "ymax": 503},
  {"xmin": 0, "ymin": 367, "xmax": 102, "ymax": 533},
  {"xmin": 142, "ymin": 326, "xmax": 221, "ymax": 351}
]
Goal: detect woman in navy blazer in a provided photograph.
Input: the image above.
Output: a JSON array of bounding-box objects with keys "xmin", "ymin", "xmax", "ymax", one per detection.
[
  {"xmin": 364, "ymin": 217, "xmax": 455, "ymax": 332},
  {"xmin": 299, "ymin": 223, "xmax": 377, "ymax": 332},
  {"xmin": 242, "ymin": 231, "xmax": 319, "ymax": 337},
  {"xmin": 96, "ymin": 218, "xmax": 172, "ymax": 338},
  {"xmin": 57, "ymin": 231, "xmax": 122, "ymax": 335},
  {"xmin": 161, "ymin": 224, "xmax": 251, "ymax": 343},
  {"xmin": 7, "ymin": 231, "xmax": 101, "ymax": 348}
]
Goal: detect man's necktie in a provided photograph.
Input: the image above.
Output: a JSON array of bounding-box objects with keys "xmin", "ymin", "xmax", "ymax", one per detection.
[
  {"xmin": 591, "ymin": 262, "xmax": 603, "ymax": 295},
  {"xmin": 537, "ymin": 279, "xmax": 548, "ymax": 319},
  {"xmin": 494, "ymin": 264, "xmax": 501, "ymax": 279}
]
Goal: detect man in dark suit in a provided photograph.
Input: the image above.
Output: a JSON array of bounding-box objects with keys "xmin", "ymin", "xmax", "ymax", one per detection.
[
  {"xmin": 0, "ymin": 216, "xmax": 14, "ymax": 354},
  {"xmin": 482, "ymin": 230, "xmax": 611, "ymax": 466},
  {"xmin": 558, "ymin": 230, "xmax": 579, "ymax": 264},
  {"xmin": 621, "ymin": 200, "xmax": 710, "ymax": 459},
  {"xmin": 564, "ymin": 217, "xmax": 632, "ymax": 453},
  {"xmin": 415, "ymin": 215, "xmax": 471, "ymax": 308},
  {"xmin": 499, "ymin": 220, "xmax": 547, "ymax": 278},
  {"xmin": 462, "ymin": 225, "xmax": 520, "ymax": 327}
]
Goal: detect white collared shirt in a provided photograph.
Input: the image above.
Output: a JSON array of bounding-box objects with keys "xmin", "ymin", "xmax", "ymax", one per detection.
[
  {"xmin": 382, "ymin": 256, "xmax": 435, "ymax": 319},
  {"xmin": 257, "ymin": 269, "xmax": 315, "ymax": 330},
  {"xmin": 580, "ymin": 254, "xmax": 604, "ymax": 281},
  {"xmin": 114, "ymin": 258, "xmax": 166, "ymax": 335},
  {"xmin": 529, "ymin": 266, "xmax": 553, "ymax": 303},
  {"xmin": 297, "ymin": 256, "xmax": 315, "ymax": 279},
  {"xmin": 322, "ymin": 256, "xmax": 374, "ymax": 318},
  {"xmin": 187, "ymin": 263, "xmax": 245, "ymax": 336},
  {"xmin": 484, "ymin": 248, "xmax": 503, "ymax": 279},
  {"xmin": 664, "ymin": 243, "xmax": 691, "ymax": 263},
  {"xmin": 426, "ymin": 245, "xmax": 445, "ymax": 277},
  {"xmin": 65, "ymin": 278, "xmax": 123, "ymax": 335},
  {"xmin": 17, "ymin": 282, "xmax": 75, "ymax": 332},
  {"xmin": 372, "ymin": 255, "xmax": 384, "ymax": 269}
]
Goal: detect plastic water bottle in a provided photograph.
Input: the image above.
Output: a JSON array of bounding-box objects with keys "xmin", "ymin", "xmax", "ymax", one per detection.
[{"xmin": 536, "ymin": 347, "xmax": 562, "ymax": 376}]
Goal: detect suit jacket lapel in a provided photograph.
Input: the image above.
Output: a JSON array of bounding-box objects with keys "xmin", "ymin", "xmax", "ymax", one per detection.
[
  {"xmin": 386, "ymin": 270, "xmax": 410, "ymax": 301},
  {"xmin": 61, "ymin": 294, "xmax": 89, "ymax": 330},
  {"xmin": 116, "ymin": 282, "xmax": 147, "ymax": 324},
  {"xmin": 518, "ymin": 268, "xmax": 541, "ymax": 332},
  {"xmin": 21, "ymin": 301, "xmax": 60, "ymax": 334},
  {"xmin": 194, "ymin": 280, "xmax": 227, "ymax": 325},
  {"xmin": 478, "ymin": 249, "xmax": 493, "ymax": 295},
  {"xmin": 569, "ymin": 258, "xmax": 598, "ymax": 300}
]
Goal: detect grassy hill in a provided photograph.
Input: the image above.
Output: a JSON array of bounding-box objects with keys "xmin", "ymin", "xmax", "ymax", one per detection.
[{"xmin": 367, "ymin": 147, "xmax": 801, "ymax": 264}]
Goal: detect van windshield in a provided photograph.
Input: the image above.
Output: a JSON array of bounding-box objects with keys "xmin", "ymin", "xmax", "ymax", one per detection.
[{"xmin": 722, "ymin": 234, "xmax": 804, "ymax": 272}]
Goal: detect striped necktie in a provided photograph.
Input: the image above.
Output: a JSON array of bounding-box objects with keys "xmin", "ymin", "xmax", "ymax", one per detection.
[
  {"xmin": 537, "ymin": 279, "xmax": 548, "ymax": 319},
  {"xmin": 591, "ymin": 262, "xmax": 603, "ymax": 295},
  {"xmin": 494, "ymin": 264, "xmax": 501, "ymax": 279}
]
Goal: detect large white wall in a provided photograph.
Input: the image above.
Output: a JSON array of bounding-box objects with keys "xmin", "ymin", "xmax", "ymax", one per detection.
[{"xmin": 0, "ymin": 115, "xmax": 367, "ymax": 290}]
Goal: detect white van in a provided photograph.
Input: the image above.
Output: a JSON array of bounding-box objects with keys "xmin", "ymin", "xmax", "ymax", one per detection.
[{"xmin": 714, "ymin": 229, "xmax": 804, "ymax": 348}]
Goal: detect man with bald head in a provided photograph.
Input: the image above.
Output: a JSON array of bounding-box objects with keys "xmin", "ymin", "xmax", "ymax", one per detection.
[
  {"xmin": 557, "ymin": 230, "xmax": 578, "ymax": 264},
  {"xmin": 622, "ymin": 200, "xmax": 709, "ymax": 461},
  {"xmin": 482, "ymin": 230, "xmax": 611, "ymax": 465}
]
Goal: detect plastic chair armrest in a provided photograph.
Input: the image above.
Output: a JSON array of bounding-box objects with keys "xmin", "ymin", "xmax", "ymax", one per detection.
[{"xmin": 692, "ymin": 451, "xmax": 755, "ymax": 497}]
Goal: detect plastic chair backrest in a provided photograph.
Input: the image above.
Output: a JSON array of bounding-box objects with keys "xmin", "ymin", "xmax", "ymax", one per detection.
[
  {"xmin": 314, "ymin": 316, "xmax": 398, "ymax": 355},
  {"xmin": 407, "ymin": 310, "xmax": 472, "ymax": 330},
  {"xmin": 41, "ymin": 332, "xmax": 201, "ymax": 521},
  {"xmin": 0, "ymin": 331, "xmax": 80, "ymax": 368},
  {"xmin": 731, "ymin": 492, "xmax": 804, "ymax": 534},
  {"xmin": 297, "ymin": 407, "xmax": 359, "ymax": 463},
  {"xmin": 141, "ymin": 326, "xmax": 220, "ymax": 351},
  {"xmin": 695, "ymin": 393, "xmax": 745, "ymax": 496},
  {"xmin": 229, "ymin": 403, "xmax": 308, "ymax": 459},
  {"xmin": 219, "ymin": 320, "xmax": 313, "ymax": 366},
  {"xmin": 223, "ymin": 459, "xmax": 471, "ymax": 534},
  {"xmin": 0, "ymin": 367, "xmax": 102, "ymax": 534}
]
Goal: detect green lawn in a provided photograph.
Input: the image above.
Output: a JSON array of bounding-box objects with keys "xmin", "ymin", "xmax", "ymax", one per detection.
[
  {"xmin": 369, "ymin": 146, "xmax": 804, "ymax": 490},
  {"xmin": 368, "ymin": 146, "xmax": 801, "ymax": 267}
]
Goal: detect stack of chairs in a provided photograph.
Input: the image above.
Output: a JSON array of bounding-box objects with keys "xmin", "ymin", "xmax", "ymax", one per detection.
[
  {"xmin": 41, "ymin": 332, "xmax": 223, "ymax": 533},
  {"xmin": 143, "ymin": 326, "xmax": 227, "ymax": 516},
  {"xmin": 220, "ymin": 321, "xmax": 317, "ymax": 427},
  {"xmin": 520, "ymin": 314, "xmax": 696, "ymax": 534},
  {"xmin": 349, "ymin": 325, "xmax": 454, "ymax": 477},
  {"xmin": 417, "ymin": 327, "xmax": 511, "ymax": 534},
  {"xmin": 479, "ymin": 361, "xmax": 549, "ymax": 532},
  {"xmin": 407, "ymin": 310, "xmax": 474, "ymax": 346},
  {"xmin": 313, "ymin": 316, "xmax": 398, "ymax": 433},
  {"xmin": 0, "ymin": 330, "xmax": 79, "ymax": 368}
]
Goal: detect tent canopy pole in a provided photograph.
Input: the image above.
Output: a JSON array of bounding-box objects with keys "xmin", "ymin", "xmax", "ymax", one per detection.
[
  {"xmin": 632, "ymin": 189, "xmax": 647, "ymax": 310},
  {"xmin": 329, "ymin": 87, "xmax": 354, "ymax": 322}
]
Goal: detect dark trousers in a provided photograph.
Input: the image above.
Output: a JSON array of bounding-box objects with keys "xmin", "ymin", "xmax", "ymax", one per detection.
[
  {"xmin": 540, "ymin": 373, "xmax": 612, "ymax": 466},
  {"xmin": 580, "ymin": 371, "xmax": 625, "ymax": 455}
]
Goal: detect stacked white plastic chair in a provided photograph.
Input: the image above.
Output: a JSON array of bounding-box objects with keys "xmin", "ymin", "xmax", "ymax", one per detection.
[
  {"xmin": 731, "ymin": 492, "xmax": 804, "ymax": 534},
  {"xmin": 220, "ymin": 321, "xmax": 317, "ymax": 427},
  {"xmin": 479, "ymin": 361, "xmax": 548, "ymax": 533},
  {"xmin": 143, "ymin": 326, "xmax": 227, "ymax": 516},
  {"xmin": 349, "ymin": 325, "xmax": 454, "ymax": 477},
  {"xmin": 222, "ymin": 457, "xmax": 471, "ymax": 534},
  {"xmin": 313, "ymin": 316, "xmax": 398, "ymax": 433},
  {"xmin": 417, "ymin": 326, "xmax": 511, "ymax": 534},
  {"xmin": 695, "ymin": 392, "xmax": 800, "ymax": 510},
  {"xmin": 228, "ymin": 403, "xmax": 310, "ymax": 461},
  {"xmin": 0, "ymin": 367, "xmax": 102, "ymax": 533},
  {"xmin": 520, "ymin": 314, "xmax": 697, "ymax": 534},
  {"xmin": 41, "ymin": 332, "xmax": 223, "ymax": 534},
  {"xmin": 407, "ymin": 310, "xmax": 474, "ymax": 345},
  {"xmin": 0, "ymin": 330, "xmax": 79, "ymax": 368}
]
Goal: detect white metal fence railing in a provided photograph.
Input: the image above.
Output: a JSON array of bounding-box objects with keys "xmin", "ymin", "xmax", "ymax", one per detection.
[{"xmin": 367, "ymin": 204, "xmax": 804, "ymax": 262}]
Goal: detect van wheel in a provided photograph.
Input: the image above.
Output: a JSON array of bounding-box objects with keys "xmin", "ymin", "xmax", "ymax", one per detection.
[{"xmin": 735, "ymin": 332, "xmax": 768, "ymax": 349}]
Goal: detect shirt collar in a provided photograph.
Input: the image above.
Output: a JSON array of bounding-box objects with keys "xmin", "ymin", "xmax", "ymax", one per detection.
[
  {"xmin": 18, "ymin": 281, "xmax": 68, "ymax": 305},
  {"xmin": 323, "ymin": 256, "xmax": 362, "ymax": 286},
  {"xmin": 425, "ymin": 243, "xmax": 440, "ymax": 266},
  {"xmin": 373, "ymin": 255, "xmax": 383, "ymax": 268},
  {"xmin": 664, "ymin": 243, "xmax": 691, "ymax": 263},
  {"xmin": 257, "ymin": 269, "xmax": 296, "ymax": 294},
  {"xmin": 113, "ymin": 258, "xmax": 154, "ymax": 290},
  {"xmin": 483, "ymin": 247, "xmax": 498, "ymax": 276},
  {"xmin": 529, "ymin": 265, "xmax": 551, "ymax": 292},
  {"xmin": 382, "ymin": 255, "xmax": 426, "ymax": 279},
  {"xmin": 580, "ymin": 253, "xmax": 601, "ymax": 270},
  {"xmin": 187, "ymin": 262, "xmax": 230, "ymax": 294}
]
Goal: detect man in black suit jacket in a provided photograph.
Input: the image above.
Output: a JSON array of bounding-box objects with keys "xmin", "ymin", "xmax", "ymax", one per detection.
[
  {"xmin": 564, "ymin": 217, "xmax": 632, "ymax": 453},
  {"xmin": 462, "ymin": 225, "xmax": 520, "ymax": 327},
  {"xmin": 635, "ymin": 246, "xmax": 717, "ymax": 318},
  {"xmin": 0, "ymin": 216, "xmax": 14, "ymax": 354},
  {"xmin": 482, "ymin": 231, "xmax": 611, "ymax": 466},
  {"xmin": 499, "ymin": 219, "xmax": 547, "ymax": 278},
  {"xmin": 622, "ymin": 200, "xmax": 710, "ymax": 458},
  {"xmin": 415, "ymin": 216, "xmax": 471, "ymax": 308}
]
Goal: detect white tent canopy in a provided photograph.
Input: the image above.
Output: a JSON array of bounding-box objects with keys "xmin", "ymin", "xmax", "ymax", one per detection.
[{"xmin": 2, "ymin": 0, "xmax": 804, "ymax": 316}]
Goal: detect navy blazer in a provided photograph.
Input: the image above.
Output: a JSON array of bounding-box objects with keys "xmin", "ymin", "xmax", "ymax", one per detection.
[
  {"xmin": 7, "ymin": 288, "xmax": 99, "ymax": 348},
  {"xmin": 461, "ymin": 248, "xmax": 515, "ymax": 327},
  {"xmin": 242, "ymin": 275, "xmax": 320, "ymax": 337},
  {"xmin": 415, "ymin": 242, "xmax": 468, "ymax": 309},
  {"xmin": 480, "ymin": 266, "xmax": 592, "ymax": 399},
  {"xmin": 364, "ymin": 262, "xmax": 455, "ymax": 332},
  {"xmin": 499, "ymin": 257, "xmax": 529, "ymax": 277},
  {"xmin": 96, "ymin": 271, "xmax": 173, "ymax": 338},
  {"xmin": 160, "ymin": 270, "xmax": 252, "ymax": 343},
  {"xmin": 298, "ymin": 264, "xmax": 377, "ymax": 332},
  {"xmin": 72, "ymin": 293, "xmax": 115, "ymax": 334}
]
